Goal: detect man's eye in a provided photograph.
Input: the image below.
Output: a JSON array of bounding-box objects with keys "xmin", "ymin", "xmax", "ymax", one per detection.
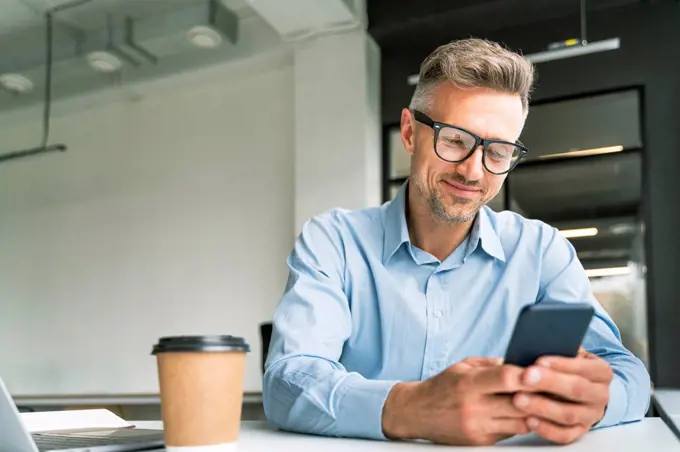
[{"xmin": 443, "ymin": 138, "xmax": 466, "ymax": 146}]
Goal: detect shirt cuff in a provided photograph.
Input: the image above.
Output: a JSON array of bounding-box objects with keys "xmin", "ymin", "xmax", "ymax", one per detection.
[
  {"xmin": 592, "ymin": 375, "xmax": 627, "ymax": 429},
  {"xmin": 335, "ymin": 374, "xmax": 400, "ymax": 440}
]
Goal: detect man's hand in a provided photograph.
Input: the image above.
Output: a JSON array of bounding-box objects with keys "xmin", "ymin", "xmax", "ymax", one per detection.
[
  {"xmin": 512, "ymin": 348, "xmax": 614, "ymax": 444},
  {"xmin": 382, "ymin": 357, "xmax": 531, "ymax": 445}
]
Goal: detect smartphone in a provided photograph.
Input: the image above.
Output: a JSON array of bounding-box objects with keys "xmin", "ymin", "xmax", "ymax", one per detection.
[{"xmin": 503, "ymin": 302, "xmax": 595, "ymax": 367}]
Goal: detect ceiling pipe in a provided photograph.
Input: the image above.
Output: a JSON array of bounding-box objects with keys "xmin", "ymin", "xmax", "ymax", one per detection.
[
  {"xmin": 0, "ymin": 0, "xmax": 239, "ymax": 165},
  {"xmin": 0, "ymin": 9, "xmax": 67, "ymax": 165},
  {"xmin": 0, "ymin": 0, "xmax": 239, "ymax": 76}
]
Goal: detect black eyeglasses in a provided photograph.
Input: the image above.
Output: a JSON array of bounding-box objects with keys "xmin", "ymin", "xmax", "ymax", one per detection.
[{"xmin": 412, "ymin": 109, "xmax": 528, "ymax": 175}]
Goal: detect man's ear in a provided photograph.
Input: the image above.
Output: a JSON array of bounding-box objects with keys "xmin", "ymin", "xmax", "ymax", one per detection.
[{"xmin": 400, "ymin": 108, "xmax": 415, "ymax": 156}]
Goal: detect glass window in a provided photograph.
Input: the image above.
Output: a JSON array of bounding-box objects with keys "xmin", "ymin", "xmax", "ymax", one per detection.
[
  {"xmin": 520, "ymin": 90, "xmax": 642, "ymax": 162},
  {"xmin": 508, "ymin": 151, "xmax": 642, "ymax": 222}
]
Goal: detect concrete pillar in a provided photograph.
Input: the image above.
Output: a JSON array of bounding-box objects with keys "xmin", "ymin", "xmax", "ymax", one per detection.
[{"xmin": 293, "ymin": 30, "xmax": 381, "ymax": 235}]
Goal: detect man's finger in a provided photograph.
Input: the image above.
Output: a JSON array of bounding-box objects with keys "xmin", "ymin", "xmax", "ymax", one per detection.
[
  {"xmin": 483, "ymin": 394, "xmax": 528, "ymax": 418},
  {"xmin": 522, "ymin": 366, "xmax": 607, "ymax": 404},
  {"xmin": 469, "ymin": 364, "xmax": 531, "ymax": 394},
  {"xmin": 451, "ymin": 357, "xmax": 502, "ymax": 372},
  {"xmin": 485, "ymin": 418, "xmax": 530, "ymax": 437},
  {"xmin": 463, "ymin": 356, "xmax": 503, "ymax": 367},
  {"xmin": 536, "ymin": 355, "xmax": 613, "ymax": 384},
  {"xmin": 578, "ymin": 346, "xmax": 597, "ymax": 359},
  {"xmin": 526, "ymin": 417, "xmax": 588, "ymax": 445},
  {"xmin": 513, "ymin": 392, "xmax": 594, "ymax": 426}
]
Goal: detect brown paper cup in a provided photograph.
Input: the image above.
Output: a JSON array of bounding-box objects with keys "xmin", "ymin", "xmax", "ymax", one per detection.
[{"xmin": 152, "ymin": 336, "xmax": 250, "ymax": 451}]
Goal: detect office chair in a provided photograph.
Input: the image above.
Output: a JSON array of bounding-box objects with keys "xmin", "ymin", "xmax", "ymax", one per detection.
[{"xmin": 260, "ymin": 322, "xmax": 273, "ymax": 375}]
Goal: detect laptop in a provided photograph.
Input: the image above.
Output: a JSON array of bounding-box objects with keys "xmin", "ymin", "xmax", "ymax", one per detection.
[{"xmin": 0, "ymin": 377, "xmax": 165, "ymax": 452}]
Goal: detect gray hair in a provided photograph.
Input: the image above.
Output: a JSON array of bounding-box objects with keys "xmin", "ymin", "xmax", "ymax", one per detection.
[{"xmin": 410, "ymin": 38, "xmax": 535, "ymax": 114}]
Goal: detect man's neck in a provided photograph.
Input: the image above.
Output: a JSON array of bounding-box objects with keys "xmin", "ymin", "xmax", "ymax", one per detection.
[{"xmin": 406, "ymin": 190, "xmax": 475, "ymax": 262}]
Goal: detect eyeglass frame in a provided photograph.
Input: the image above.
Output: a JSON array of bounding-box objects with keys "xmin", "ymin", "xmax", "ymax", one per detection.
[{"xmin": 411, "ymin": 109, "xmax": 529, "ymax": 175}]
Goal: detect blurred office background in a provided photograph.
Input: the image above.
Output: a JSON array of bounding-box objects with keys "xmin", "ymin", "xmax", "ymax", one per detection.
[{"xmin": 0, "ymin": 0, "xmax": 678, "ymax": 420}]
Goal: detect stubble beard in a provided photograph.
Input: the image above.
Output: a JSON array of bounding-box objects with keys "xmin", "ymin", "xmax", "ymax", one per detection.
[{"xmin": 412, "ymin": 174, "xmax": 485, "ymax": 224}]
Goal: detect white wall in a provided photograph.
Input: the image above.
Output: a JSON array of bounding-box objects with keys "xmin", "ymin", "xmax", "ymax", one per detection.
[
  {"xmin": 0, "ymin": 52, "xmax": 294, "ymax": 396},
  {"xmin": 293, "ymin": 30, "xmax": 382, "ymax": 234}
]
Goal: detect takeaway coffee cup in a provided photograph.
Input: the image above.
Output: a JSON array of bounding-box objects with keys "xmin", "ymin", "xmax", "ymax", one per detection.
[{"xmin": 152, "ymin": 335, "xmax": 250, "ymax": 451}]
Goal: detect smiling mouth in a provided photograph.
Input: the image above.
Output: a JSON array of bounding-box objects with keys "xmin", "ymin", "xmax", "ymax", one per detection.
[{"xmin": 441, "ymin": 179, "xmax": 483, "ymax": 198}]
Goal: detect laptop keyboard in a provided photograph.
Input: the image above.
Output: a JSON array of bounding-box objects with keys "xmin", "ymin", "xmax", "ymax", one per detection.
[{"xmin": 33, "ymin": 431, "xmax": 164, "ymax": 451}]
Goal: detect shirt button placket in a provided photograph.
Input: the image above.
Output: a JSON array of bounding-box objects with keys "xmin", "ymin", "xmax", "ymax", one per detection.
[{"xmin": 423, "ymin": 273, "xmax": 440, "ymax": 378}]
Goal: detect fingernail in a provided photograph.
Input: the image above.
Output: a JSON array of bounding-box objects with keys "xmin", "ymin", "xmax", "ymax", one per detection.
[
  {"xmin": 539, "ymin": 358, "xmax": 551, "ymax": 368},
  {"xmin": 527, "ymin": 417, "xmax": 539, "ymax": 429},
  {"xmin": 526, "ymin": 368, "xmax": 542, "ymax": 385},
  {"xmin": 515, "ymin": 394, "xmax": 530, "ymax": 408}
]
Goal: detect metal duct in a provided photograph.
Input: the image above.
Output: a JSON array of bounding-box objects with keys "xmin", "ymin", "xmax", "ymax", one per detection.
[{"xmin": 0, "ymin": 0, "xmax": 239, "ymax": 76}]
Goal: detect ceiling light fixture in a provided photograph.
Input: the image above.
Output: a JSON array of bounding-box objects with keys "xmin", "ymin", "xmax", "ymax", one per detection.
[
  {"xmin": 585, "ymin": 267, "xmax": 631, "ymax": 278},
  {"xmin": 86, "ymin": 51, "xmax": 124, "ymax": 73},
  {"xmin": 525, "ymin": 38, "xmax": 620, "ymax": 63},
  {"xmin": 540, "ymin": 145, "xmax": 624, "ymax": 160},
  {"xmin": 407, "ymin": 37, "xmax": 620, "ymax": 85},
  {"xmin": 559, "ymin": 227, "xmax": 599, "ymax": 239},
  {"xmin": 407, "ymin": 0, "xmax": 620, "ymax": 85},
  {"xmin": 0, "ymin": 73, "xmax": 34, "ymax": 94},
  {"xmin": 524, "ymin": 0, "xmax": 621, "ymax": 64},
  {"xmin": 186, "ymin": 25, "xmax": 223, "ymax": 49}
]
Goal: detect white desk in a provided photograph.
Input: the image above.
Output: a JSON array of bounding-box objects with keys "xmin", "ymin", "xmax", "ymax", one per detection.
[
  {"xmin": 654, "ymin": 389, "xmax": 680, "ymax": 416},
  {"xmin": 132, "ymin": 419, "xmax": 680, "ymax": 451},
  {"xmin": 12, "ymin": 393, "xmax": 262, "ymax": 406},
  {"xmin": 669, "ymin": 416, "xmax": 680, "ymax": 439}
]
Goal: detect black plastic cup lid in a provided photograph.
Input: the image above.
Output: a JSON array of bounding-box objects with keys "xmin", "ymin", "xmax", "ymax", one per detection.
[{"xmin": 151, "ymin": 335, "xmax": 250, "ymax": 354}]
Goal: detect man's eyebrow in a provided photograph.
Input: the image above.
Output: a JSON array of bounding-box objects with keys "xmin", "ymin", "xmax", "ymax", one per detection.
[{"xmin": 486, "ymin": 135, "xmax": 524, "ymax": 145}]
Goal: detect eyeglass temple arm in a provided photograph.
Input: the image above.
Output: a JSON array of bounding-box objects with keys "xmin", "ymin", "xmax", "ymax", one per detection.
[{"xmin": 411, "ymin": 109, "xmax": 435, "ymax": 127}]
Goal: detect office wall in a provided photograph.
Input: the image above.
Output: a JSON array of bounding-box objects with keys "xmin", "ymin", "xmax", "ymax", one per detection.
[
  {"xmin": 293, "ymin": 30, "xmax": 382, "ymax": 234},
  {"xmin": 378, "ymin": 2, "xmax": 680, "ymax": 386},
  {"xmin": 0, "ymin": 52, "xmax": 295, "ymax": 395}
]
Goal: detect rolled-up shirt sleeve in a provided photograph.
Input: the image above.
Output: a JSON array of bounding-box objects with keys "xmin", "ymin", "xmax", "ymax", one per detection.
[
  {"xmin": 537, "ymin": 225, "xmax": 651, "ymax": 428},
  {"xmin": 263, "ymin": 211, "xmax": 399, "ymax": 439}
]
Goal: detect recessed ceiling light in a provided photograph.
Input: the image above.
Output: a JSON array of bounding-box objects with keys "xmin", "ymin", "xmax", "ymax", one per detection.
[
  {"xmin": 87, "ymin": 51, "xmax": 123, "ymax": 73},
  {"xmin": 0, "ymin": 73, "xmax": 34, "ymax": 94},
  {"xmin": 559, "ymin": 227, "xmax": 599, "ymax": 239},
  {"xmin": 585, "ymin": 266, "xmax": 631, "ymax": 278},
  {"xmin": 611, "ymin": 223, "xmax": 636, "ymax": 235},
  {"xmin": 186, "ymin": 25, "xmax": 223, "ymax": 49},
  {"xmin": 539, "ymin": 145, "xmax": 624, "ymax": 160}
]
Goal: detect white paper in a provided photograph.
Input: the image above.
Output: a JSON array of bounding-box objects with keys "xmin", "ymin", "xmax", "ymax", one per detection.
[{"xmin": 20, "ymin": 409, "xmax": 131, "ymax": 433}]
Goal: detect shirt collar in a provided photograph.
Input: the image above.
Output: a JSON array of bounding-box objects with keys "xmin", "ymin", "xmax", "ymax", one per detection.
[
  {"xmin": 382, "ymin": 182, "xmax": 411, "ymax": 264},
  {"xmin": 382, "ymin": 181, "xmax": 506, "ymax": 264},
  {"xmin": 469, "ymin": 206, "xmax": 506, "ymax": 263}
]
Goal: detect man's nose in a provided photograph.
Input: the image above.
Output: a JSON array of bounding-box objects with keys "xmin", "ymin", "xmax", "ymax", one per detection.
[{"xmin": 455, "ymin": 146, "xmax": 485, "ymax": 182}]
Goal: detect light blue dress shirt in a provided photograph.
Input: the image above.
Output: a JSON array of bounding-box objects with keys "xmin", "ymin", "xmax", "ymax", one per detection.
[{"xmin": 263, "ymin": 182, "xmax": 651, "ymax": 440}]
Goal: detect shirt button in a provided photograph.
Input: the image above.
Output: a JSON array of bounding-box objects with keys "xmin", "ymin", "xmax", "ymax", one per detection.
[{"xmin": 435, "ymin": 311, "xmax": 442, "ymax": 318}]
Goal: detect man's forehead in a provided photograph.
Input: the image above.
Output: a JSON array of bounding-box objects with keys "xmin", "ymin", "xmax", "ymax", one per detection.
[{"xmin": 428, "ymin": 86, "xmax": 525, "ymax": 141}]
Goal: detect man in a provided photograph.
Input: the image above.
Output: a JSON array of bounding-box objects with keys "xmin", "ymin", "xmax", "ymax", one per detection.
[{"xmin": 263, "ymin": 38, "xmax": 651, "ymax": 446}]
